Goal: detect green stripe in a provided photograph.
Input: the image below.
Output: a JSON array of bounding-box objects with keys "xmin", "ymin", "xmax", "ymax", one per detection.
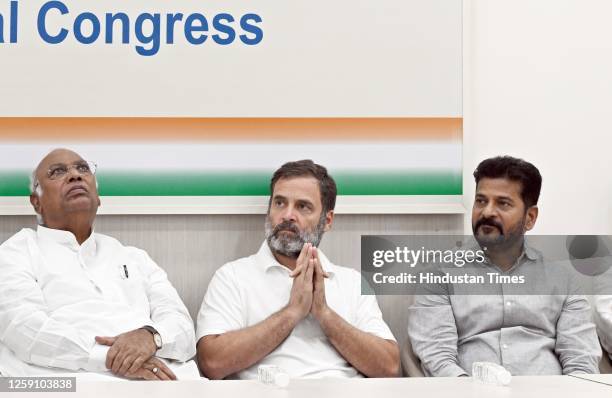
[
  {"xmin": 0, "ymin": 171, "xmax": 462, "ymax": 196},
  {"xmin": 0, "ymin": 172, "xmax": 29, "ymax": 196}
]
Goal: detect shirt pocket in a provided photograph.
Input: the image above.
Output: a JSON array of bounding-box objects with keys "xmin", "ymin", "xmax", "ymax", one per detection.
[{"xmin": 103, "ymin": 263, "xmax": 150, "ymax": 309}]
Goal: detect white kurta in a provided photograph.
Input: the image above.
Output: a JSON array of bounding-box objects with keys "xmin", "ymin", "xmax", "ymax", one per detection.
[{"xmin": 0, "ymin": 226, "xmax": 197, "ymax": 378}]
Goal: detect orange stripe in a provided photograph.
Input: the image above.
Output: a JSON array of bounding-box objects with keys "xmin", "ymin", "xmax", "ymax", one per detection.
[{"xmin": 0, "ymin": 117, "xmax": 461, "ymax": 141}]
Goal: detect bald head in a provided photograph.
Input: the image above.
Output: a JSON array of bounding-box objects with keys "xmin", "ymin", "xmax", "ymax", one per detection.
[
  {"xmin": 29, "ymin": 148, "xmax": 100, "ymax": 232},
  {"xmin": 31, "ymin": 148, "xmax": 83, "ymax": 194}
]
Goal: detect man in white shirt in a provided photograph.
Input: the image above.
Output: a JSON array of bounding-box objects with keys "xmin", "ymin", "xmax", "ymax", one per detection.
[
  {"xmin": 0, "ymin": 148, "xmax": 197, "ymax": 380},
  {"xmin": 196, "ymin": 160, "xmax": 399, "ymax": 379}
]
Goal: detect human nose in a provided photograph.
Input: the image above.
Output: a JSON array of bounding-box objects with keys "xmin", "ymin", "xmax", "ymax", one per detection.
[
  {"xmin": 281, "ymin": 204, "xmax": 297, "ymax": 222},
  {"xmin": 481, "ymin": 201, "xmax": 497, "ymax": 218},
  {"xmin": 66, "ymin": 165, "xmax": 83, "ymax": 182}
]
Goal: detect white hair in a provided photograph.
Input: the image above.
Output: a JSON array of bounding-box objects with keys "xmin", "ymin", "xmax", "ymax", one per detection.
[
  {"xmin": 29, "ymin": 170, "xmax": 41, "ymax": 195},
  {"xmin": 29, "ymin": 169, "xmax": 43, "ymax": 224}
]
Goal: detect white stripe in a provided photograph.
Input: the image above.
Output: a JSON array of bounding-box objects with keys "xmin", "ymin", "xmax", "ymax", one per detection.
[
  {"xmin": 0, "ymin": 196, "xmax": 465, "ymax": 215},
  {"xmin": 0, "ymin": 141, "xmax": 461, "ymax": 171}
]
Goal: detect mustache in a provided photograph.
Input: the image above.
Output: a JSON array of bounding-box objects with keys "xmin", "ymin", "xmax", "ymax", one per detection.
[
  {"xmin": 475, "ymin": 217, "xmax": 504, "ymax": 234},
  {"xmin": 273, "ymin": 221, "xmax": 300, "ymax": 236}
]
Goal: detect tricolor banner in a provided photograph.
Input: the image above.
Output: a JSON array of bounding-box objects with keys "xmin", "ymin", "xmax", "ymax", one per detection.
[{"xmin": 0, "ymin": 0, "xmax": 463, "ymax": 214}]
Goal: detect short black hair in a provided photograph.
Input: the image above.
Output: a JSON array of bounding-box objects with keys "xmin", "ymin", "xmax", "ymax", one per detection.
[
  {"xmin": 270, "ymin": 160, "xmax": 337, "ymax": 214},
  {"xmin": 473, "ymin": 156, "xmax": 542, "ymax": 208}
]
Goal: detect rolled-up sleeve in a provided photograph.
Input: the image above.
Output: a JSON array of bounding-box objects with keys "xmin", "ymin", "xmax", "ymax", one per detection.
[
  {"xmin": 0, "ymin": 233, "xmax": 108, "ymax": 373},
  {"xmin": 407, "ymin": 294, "xmax": 467, "ymax": 377},
  {"xmin": 555, "ymin": 295, "xmax": 601, "ymax": 374}
]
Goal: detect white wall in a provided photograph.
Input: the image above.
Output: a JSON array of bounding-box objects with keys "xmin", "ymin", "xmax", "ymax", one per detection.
[{"xmin": 464, "ymin": 0, "xmax": 612, "ymax": 234}]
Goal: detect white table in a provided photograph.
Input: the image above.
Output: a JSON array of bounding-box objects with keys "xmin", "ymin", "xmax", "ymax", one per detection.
[
  {"xmin": 3, "ymin": 376, "xmax": 612, "ymax": 398},
  {"xmin": 568, "ymin": 373, "xmax": 612, "ymax": 386}
]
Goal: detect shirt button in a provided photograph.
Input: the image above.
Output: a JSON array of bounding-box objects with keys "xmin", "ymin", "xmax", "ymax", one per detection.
[
  {"xmin": 502, "ymin": 344, "xmax": 508, "ymax": 349},
  {"xmin": 506, "ymin": 301, "xmax": 512, "ymax": 307}
]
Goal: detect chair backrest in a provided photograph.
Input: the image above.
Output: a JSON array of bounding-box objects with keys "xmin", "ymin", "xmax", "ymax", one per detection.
[
  {"xmin": 600, "ymin": 343, "xmax": 612, "ymax": 374},
  {"xmin": 401, "ymin": 335, "xmax": 424, "ymax": 377}
]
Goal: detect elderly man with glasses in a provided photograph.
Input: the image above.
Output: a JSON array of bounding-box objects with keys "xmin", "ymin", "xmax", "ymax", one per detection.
[{"xmin": 0, "ymin": 148, "xmax": 198, "ymax": 380}]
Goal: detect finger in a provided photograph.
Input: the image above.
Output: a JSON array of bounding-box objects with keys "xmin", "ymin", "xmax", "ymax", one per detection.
[
  {"xmin": 312, "ymin": 248, "xmax": 329, "ymax": 278},
  {"xmin": 313, "ymin": 258, "xmax": 323, "ymax": 286},
  {"xmin": 305, "ymin": 258, "xmax": 315, "ymax": 286},
  {"xmin": 290, "ymin": 263, "xmax": 303, "ymax": 278},
  {"xmin": 300, "ymin": 246, "xmax": 315, "ymax": 282},
  {"xmin": 95, "ymin": 336, "xmax": 116, "ymax": 346},
  {"xmin": 293, "ymin": 243, "xmax": 309, "ymax": 273},
  {"xmin": 118, "ymin": 354, "xmax": 135, "ymax": 376},
  {"xmin": 105, "ymin": 345, "xmax": 119, "ymax": 370},
  {"xmin": 140, "ymin": 369, "xmax": 159, "ymax": 381},
  {"xmin": 151, "ymin": 359, "xmax": 177, "ymax": 381},
  {"xmin": 111, "ymin": 350, "xmax": 128, "ymax": 374},
  {"xmin": 296, "ymin": 242, "xmax": 310, "ymax": 266},
  {"xmin": 158, "ymin": 362, "xmax": 177, "ymax": 381},
  {"xmin": 128, "ymin": 356, "xmax": 147, "ymax": 375},
  {"xmin": 293, "ymin": 243, "xmax": 311, "ymax": 278},
  {"xmin": 290, "ymin": 263, "xmax": 305, "ymax": 278},
  {"xmin": 155, "ymin": 368, "xmax": 171, "ymax": 381}
]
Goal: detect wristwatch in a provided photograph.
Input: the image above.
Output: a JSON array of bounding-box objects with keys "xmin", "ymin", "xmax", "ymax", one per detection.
[{"xmin": 140, "ymin": 325, "xmax": 163, "ymax": 350}]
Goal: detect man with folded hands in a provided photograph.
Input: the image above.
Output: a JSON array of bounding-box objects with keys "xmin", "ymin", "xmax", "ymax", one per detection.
[{"xmin": 196, "ymin": 160, "xmax": 400, "ymax": 379}]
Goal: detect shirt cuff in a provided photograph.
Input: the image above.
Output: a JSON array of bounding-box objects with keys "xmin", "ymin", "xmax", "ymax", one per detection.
[
  {"xmin": 435, "ymin": 363, "xmax": 468, "ymax": 377},
  {"xmin": 85, "ymin": 344, "xmax": 110, "ymax": 372},
  {"xmin": 150, "ymin": 323, "xmax": 186, "ymax": 361}
]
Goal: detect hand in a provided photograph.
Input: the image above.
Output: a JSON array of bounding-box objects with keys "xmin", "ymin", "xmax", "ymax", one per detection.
[
  {"xmin": 286, "ymin": 244, "xmax": 315, "ymax": 320},
  {"xmin": 311, "ymin": 248, "xmax": 330, "ymax": 321},
  {"xmin": 96, "ymin": 328, "xmax": 157, "ymax": 376},
  {"xmin": 290, "ymin": 243, "xmax": 329, "ymax": 278},
  {"xmin": 124, "ymin": 357, "xmax": 177, "ymax": 381},
  {"xmin": 289, "ymin": 243, "xmax": 313, "ymax": 277}
]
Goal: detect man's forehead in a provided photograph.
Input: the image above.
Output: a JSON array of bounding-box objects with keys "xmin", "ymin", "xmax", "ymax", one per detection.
[
  {"xmin": 36, "ymin": 149, "xmax": 84, "ymax": 174},
  {"xmin": 272, "ymin": 176, "xmax": 321, "ymax": 201},
  {"xmin": 476, "ymin": 177, "xmax": 522, "ymax": 198}
]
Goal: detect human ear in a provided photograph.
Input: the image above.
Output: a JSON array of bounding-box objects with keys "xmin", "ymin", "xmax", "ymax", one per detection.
[
  {"xmin": 524, "ymin": 206, "xmax": 539, "ymax": 231},
  {"xmin": 323, "ymin": 210, "xmax": 335, "ymax": 232}
]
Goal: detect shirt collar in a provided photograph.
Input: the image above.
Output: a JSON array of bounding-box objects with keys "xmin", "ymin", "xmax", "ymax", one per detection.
[
  {"xmin": 255, "ymin": 241, "xmax": 335, "ymax": 277},
  {"xmin": 481, "ymin": 241, "xmax": 540, "ymax": 272},
  {"xmin": 36, "ymin": 225, "xmax": 97, "ymax": 254},
  {"xmin": 523, "ymin": 243, "xmax": 539, "ymax": 262}
]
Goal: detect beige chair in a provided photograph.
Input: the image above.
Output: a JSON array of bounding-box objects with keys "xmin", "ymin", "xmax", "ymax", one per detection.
[{"xmin": 401, "ymin": 335, "xmax": 424, "ymax": 377}]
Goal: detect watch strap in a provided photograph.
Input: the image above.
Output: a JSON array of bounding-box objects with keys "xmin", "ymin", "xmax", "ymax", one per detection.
[{"xmin": 140, "ymin": 325, "xmax": 162, "ymax": 349}]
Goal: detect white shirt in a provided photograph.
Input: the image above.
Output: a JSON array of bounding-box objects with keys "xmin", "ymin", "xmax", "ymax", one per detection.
[
  {"xmin": 196, "ymin": 242, "xmax": 396, "ymax": 379},
  {"xmin": 0, "ymin": 226, "xmax": 197, "ymax": 377},
  {"xmin": 594, "ymin": 295, "xmax": 612, "ymax": 360}
]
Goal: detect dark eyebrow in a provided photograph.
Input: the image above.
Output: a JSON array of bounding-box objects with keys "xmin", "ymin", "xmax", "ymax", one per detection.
[
  {"xmin": 296, "ymin": 199, "xmax": 314, "ymax": 207},
  {"xmin": 272, "ymin": 195, "xmax": 287, "ymax": 201},
  {"xmin": 496, "ymin": 195, "xmax": 514, "ymax": 202}
]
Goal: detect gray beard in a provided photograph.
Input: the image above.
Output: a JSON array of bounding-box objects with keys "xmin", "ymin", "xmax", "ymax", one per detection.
[{"xmin": 265, "ymin": 214, "xmax": 327, "ymax": 258}]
